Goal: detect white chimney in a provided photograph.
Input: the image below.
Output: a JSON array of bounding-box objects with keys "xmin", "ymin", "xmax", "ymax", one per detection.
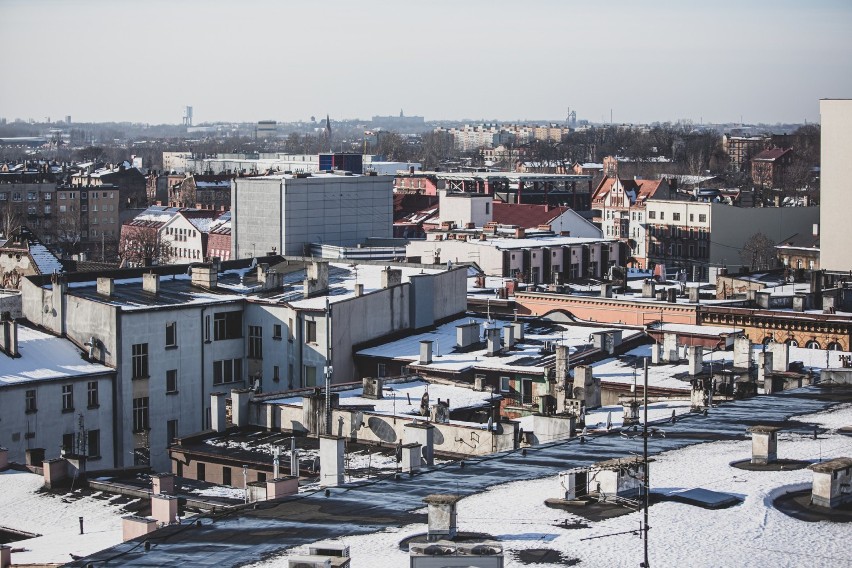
[
  {"xmin": 419, "ymin": 340, "xmax": 433, "ymax": 365},
  {"xmin": 142, "ymin": 272, "xmax": 159, "ymax": 295},
  {"xmin": 813, "ymin": 223, "xmax": 819, "ymax": 237}
]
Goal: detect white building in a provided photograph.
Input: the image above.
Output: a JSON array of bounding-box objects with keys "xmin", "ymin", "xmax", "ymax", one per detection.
[
  {"xmin": 820, "ymin": 99, "xmax": 852, "ymax": 272},
  {"xmin": 0, "ymin": 318, "xmax": 116, "ymax": 468},
  {"xmin": 20, "ymin": 258, "xmax": 465, "ymax": 471},
  {"xmin": 232, "ymin": 172, "xmax": 393, "ymax": 257},
  {"xmin": 406, "ymin": 229, "xmax": 621, "ymax": 283}
]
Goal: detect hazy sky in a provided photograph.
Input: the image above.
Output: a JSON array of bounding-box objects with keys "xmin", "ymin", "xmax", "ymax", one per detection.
[{"xmin": 2, "ymin": 0, "xmax": 851, "ymax": 125}]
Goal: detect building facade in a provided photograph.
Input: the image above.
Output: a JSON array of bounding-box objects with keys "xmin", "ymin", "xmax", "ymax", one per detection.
[
  {"xmin": 820, "ymin": 99, "xmax": 852, "ymax": 272},
  {"xmin": 231, "ymin": 172, "xmax": 393, "ymax": 258}
]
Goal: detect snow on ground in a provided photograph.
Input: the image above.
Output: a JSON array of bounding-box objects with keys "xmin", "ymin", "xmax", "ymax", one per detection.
[
  {"xmin": 250, "ymin": 402, "xmax": 852, "ymax": 568},
  {"xmin": 189, "ymin": 485, "xmax": 248, "ymax": 500},
  {"xmin": 0, "ymin": 470, "xmax": 125, "ymax": 565}
]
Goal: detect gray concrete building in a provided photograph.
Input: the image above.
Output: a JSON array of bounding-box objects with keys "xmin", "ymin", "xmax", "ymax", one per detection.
[
  {"xmin": 232, "ymin": 172, "xmax": 393, "ymax": 258},
  {"xmin": 19, "ymin": 257, "xmax": 465, "ymax": 472},
  {"xmin": 820, "ymin": 99, "xmax": 852, "ymax": 272}
]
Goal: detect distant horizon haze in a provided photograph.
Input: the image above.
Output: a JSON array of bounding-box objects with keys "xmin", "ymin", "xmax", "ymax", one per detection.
[{"xmin": 2, "ymin": 0, "xmax": 850, "ymax": 126}]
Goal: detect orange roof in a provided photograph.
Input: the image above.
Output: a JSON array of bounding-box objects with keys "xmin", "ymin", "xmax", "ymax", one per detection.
[{"xmin": 591, "ymin": 176, "xmax": 669, "ymax": 204}]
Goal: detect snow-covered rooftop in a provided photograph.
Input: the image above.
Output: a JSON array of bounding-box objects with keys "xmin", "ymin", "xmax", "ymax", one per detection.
[
  {"xmin": 0, "ymin": 470, "xmax": 126, "ymax": 565},
  {"xmin": 0, "ymin": 325, "xmax": 113, "ymax": 387},
  {"xmin": 357, "ymin": 317, "xmax": 642, "ymax": 375},
  {"xmin": 264, "ymin": 378, "xmax": 497, "ymax": 418}
]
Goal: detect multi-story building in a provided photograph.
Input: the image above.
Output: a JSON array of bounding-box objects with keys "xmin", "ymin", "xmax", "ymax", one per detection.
[
  {"xmin": 723, "ymin": 135, "xmax": 768, "ymax": 173},
  {"xmin": 406, "ymin": 226, "xmax": 621, "ymax": 283},
  {"xmin": 819, "ymin": 99, "xmax": 852, "ymax": 272},
  {"xmin": 119, "ymin": 206, "xmax": 223, "ymax": 266},
  {"xmin": 591, "ymin": 176, "xmax": 672, "ymax": 269},
  {"xmin": 0, "ymin": 181, "xmax": 57, "ymax": 243},
  {"xmin": 643, "ymin": 200, "xmax": 819, "ymax": 277},
  {"xmin": 0, "ymin": 317, "xmax": 116, "ymax": 468},
  {"xmin": 168, "ymin": 174, "xmax": 232, "ymax": 210},
  {"xmin": 231, "ymin": 172, "xmax": 393, "ymax": 257},
  {"xmin": 751, "ymin": 147, "xmax": 794, "ymax": 191},
  {"xmin": 20, "ymin": 257, "xmax": 466, "ymax": 471}
]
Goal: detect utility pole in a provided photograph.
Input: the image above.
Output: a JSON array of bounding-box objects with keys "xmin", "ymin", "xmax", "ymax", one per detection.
[
  {"xmin": 642, "ymin": 357, "xmax": 650, "ymax": 567},
  {"xmin": 324, "ymin": 297, "xmax": 333, "ymax": 436}
]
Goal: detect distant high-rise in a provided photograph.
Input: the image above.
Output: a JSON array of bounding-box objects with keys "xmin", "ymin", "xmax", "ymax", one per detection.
[
  {"xmin": 183, "ymin": 106, "xmax": 193, "ymax": 126},
  {"xmin": 820, "ymin": 99, "xmax": 852, "ymax": 271}
]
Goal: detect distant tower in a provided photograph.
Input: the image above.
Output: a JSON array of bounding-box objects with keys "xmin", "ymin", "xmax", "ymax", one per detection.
[
  {"xmin": 400, "ymin": 109, "xmax": 404, "ymax": 118},
  {"xmin": 567, "ymin": 108, "xmax": 577, "ymax": 128},
  {"xmin": 183, "ymin": 106, "xmax": 193, "ymax": 126}
]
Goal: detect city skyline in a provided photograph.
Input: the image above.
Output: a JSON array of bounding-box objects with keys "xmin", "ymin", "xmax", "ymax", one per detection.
[{"xmin": 1, "ymin": 0, "xmax": 851, "ymax": 126}]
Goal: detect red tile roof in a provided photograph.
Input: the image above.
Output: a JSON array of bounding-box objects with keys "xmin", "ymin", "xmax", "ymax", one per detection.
[
  {"xmin": 591, "ymin": 176, "xmax": 669, "ymax": 203},
  {"xmin": 491, "ymin": 202, "xmax": 571, "ymax": 228}
]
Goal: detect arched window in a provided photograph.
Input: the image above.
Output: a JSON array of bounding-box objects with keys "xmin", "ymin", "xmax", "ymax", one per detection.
[
  {"xmin": 805, "ymin": 340, "xmax": 820, "ymax": 350},
  {"xmin": 827, "ymin": 342, "xmax": 843, "ymax": 351},
  {"xmin": 762, "ymin": 337, "xmax": 774, "ymax": 346},
  {"xmin": 785, "ymin": 339, "xmax": 799, "ymax": 347}
]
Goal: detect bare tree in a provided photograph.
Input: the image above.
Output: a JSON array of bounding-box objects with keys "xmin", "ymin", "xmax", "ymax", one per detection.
[
  {"xmin": 118, "ymin": 225, "xmax": 172, "ymax": 267},
  {"xmin": 0, "ymin": 201, "xmax": 24, "ymax": 238},
  {"xmin": 740, "ymin": 232, "xmax": 777, "ymax": 271}
]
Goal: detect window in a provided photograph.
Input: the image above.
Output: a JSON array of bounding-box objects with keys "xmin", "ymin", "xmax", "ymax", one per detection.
[
  {"xmin": 197, "ymin": 462, "xmax": 206, "ymax": 482},
  {"xmin": 305, "ymin": 365, "xmax": 317, "ymax": 387},
  {"xmin": 273, "ymin": 324, "xmax": 282, "ymax": 340},
  {"xmin": 62, "ymin": 433, "xmax": 75, "ymax": 455},
  {"xmin": 132, "ymin": 343, "xmax": 149, "ymax": 379},
  {"xmin": 689, "ymin": 213, "xmax": 694, "ymax": 222},
  {"xmin": 87, "ymin": 381, "xmax": 99, "ymax": 407},
  {"xmin": 44, "ymin": 192, "xmax": 51, "ymax": 201},
  {"xmin": 204, "ymin": 315, "xmax": 211, "ymax": 342},
  {"xmin": 698, "ymin": 214, "xmax": 707, "ymax": 223},
  {"xmin": 167, "ymin": 419, "xmax": 178, "ymax": 444},
  {"xmin": 500, "ymin": 376, "xmax": 511, "ymax": 393},
  {"xmin": 88, "ymin": 430, "xmax": 100, "ymax": 458},
  {"xmin": 222, "ymin": 466, "xmax": 232, "ymax": 486},
  {"xmin": 648, "ymin": 211, "xmax": 656, "ymax": 219},
  {"xmin": 672, "ymin": 212, "xmax": 681, "ymax": 221},
  {"xmin": 214, "ymin": 311, "xmax": 242, "ymax": 340},
  {"xmin": 166, "ymin": 369, "xmax": 178, "ymax": 393},
  {"xmin": 62, "ymin": 384, "xmax": 74, "ymax": 412},
  {"xmin": 305, "ymin": 320, "xmax": 317, "ymax": 343},
  {"xmin": 165, "ymin": 322, "xmax": 177, "ymax": 348},
  {"xmin": 659, "ymin": 212, "xmax": 665, "ymax": 220},
  {"xmin": 273, "ymin": 365, "xmax": 280, "ymax": 382},
  {"xmin": 257, "ymin": 472, "xmax": 267, "ymax": 483},
  {"xmin": 248, "ymin": 325, "xmax": 263, "ymax": 359},
  {"xmin": 25, "ymin": 389, "xmax": 37, "ymax": 413},
  {"xmin": 213, "ymin": 358, "xmax": 243, "ymax": 385},
  {"xmin": 377, "ymin": 363, "xmax": 387, "ymax": 378},
  {"xmin": 485, "ymin": 202, "xmax": 490, "ymax": 214},
  {"xmin": 132, "ymin": 397, "xmax": 149, "ymax": 431}
]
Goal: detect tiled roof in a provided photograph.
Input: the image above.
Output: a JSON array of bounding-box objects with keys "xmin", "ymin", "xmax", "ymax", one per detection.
[
  {"xmin": 753, "ymin": 147, "xmax": 793, "ymax": 161},
  {"xmin": 591, "ymin": 176, "xmax": 668, "ymax": 203},
  {"xmin": 491, "ymin": 202, "xmax": 571, "ymax": 228}
]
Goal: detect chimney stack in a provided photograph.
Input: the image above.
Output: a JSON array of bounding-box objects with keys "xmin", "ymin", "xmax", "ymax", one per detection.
[
  {"xmin": 419, "ymin": 340, "xmax": 433, "ymax": 365},
  {"xmin": 97, "ymin": 277, "xmax": 114, "ymax": 297},
  {"xmin": 142, "ymin": 273, "xmax": 159, "ymax": 295},
  {"xmin": 423, "ymin": 494, "xmax": 461, "ymax": 541}
]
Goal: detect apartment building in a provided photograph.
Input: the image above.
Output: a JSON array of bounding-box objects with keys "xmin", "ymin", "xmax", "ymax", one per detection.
[{"xmin": 20, "ymin": 257, "xmax": 466, "ymax": 471}]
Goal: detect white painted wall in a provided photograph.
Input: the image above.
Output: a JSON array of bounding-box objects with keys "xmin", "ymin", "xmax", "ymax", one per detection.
[{"xmin": 820, "ymin": 99, "xmax": 852, "ymax": 271}]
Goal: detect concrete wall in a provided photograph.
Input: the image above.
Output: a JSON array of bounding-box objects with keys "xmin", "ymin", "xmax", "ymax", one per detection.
[
  {"xmin": 820, "ymin": 100, "xmax": 852, "ymax": 271},
  {"xmin": 0, "ymin": 373, "xmax": 115, "ymax": 467},
  {"xmin": 439, "ymin": 191, "xmax": 492, "ymax": 228},
  {"xmin": 270, "ymin": 404, "xmax": 517, "ymax": 456},
  {"xmin": 232, "ymin": 174, "xmax": 394, "ymax": 257}
]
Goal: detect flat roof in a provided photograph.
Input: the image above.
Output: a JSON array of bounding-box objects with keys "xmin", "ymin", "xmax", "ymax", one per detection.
[
  {"xmin": 357, "ymin": 317, "xmax": 642, "ymax": 375},
  {"xmin": 59, "ymin": 261, "xmax": 446, "ymax": 312},
  {"xmin": 68, "ymin": 387, "xmax": 849, "ymax": 567},
  {"xmin": 1, "ymin": 324, "xmax": 113, "ymax": 387}
]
